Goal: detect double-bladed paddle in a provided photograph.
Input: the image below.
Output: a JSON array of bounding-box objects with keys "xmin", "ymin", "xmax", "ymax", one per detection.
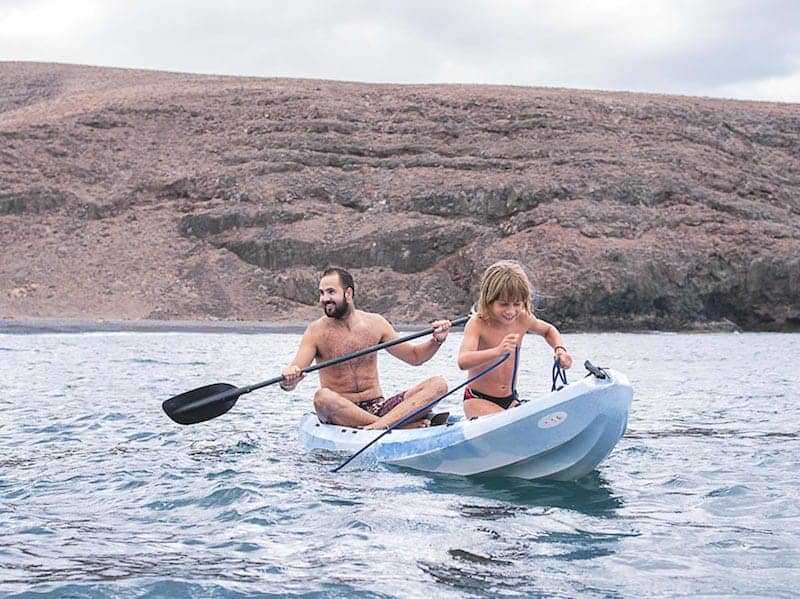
[{"xmin": 162, "ymin": 315, "xmax": 469, "ymax": 425}]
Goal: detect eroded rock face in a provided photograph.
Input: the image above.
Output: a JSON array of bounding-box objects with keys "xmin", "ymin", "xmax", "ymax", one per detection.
[{"xmin": 1, "ymin": 62, "xmax": 798, "ymax": 330}]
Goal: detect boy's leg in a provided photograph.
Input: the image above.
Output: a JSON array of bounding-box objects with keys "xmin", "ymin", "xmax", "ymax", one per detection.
[{"xmin": 463, "ymin": 397, "xmax": 505, "ymax": 419}]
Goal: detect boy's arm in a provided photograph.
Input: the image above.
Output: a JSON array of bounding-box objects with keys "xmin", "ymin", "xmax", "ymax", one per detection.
[
  {"xmin": 528, "ymin": 315, "xmax": 572, "ymax": 368},
  {"xmin": 280, "ymin": 325, "xmax": 319, "ymax": 390}
]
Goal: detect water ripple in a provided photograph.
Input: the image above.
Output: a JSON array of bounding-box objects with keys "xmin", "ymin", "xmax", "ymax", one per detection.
[{"xmin": 1, "ymin": 331, "xmax": 799, "ymax": 597}]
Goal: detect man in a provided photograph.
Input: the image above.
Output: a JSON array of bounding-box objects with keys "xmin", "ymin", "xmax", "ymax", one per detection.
[{"xmin": 280, "ymin": 266, "xmax": 453, "ymax": 429}]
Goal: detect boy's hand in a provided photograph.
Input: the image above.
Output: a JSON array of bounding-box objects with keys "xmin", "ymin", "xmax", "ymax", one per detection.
[
  {"xmin": 498, "ymin": 333, "xmax": 519, "ymax": 355},
  {"xmin": 554, "ymin": 347, "xmax": 573, "ymax": 369}
]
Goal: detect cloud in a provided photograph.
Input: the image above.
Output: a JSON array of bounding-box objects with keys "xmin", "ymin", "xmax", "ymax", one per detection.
[
  {"xmin": 0, "ymin": 0, "xmax": 798, "ymax": 102},
  {"xmin": 0, "ymin": 0, "xmax": 102, "ymax": 42}
]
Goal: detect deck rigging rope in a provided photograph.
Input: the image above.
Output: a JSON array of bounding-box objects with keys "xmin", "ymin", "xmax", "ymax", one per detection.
[
  {"xmin": 511, "ymin": 344, "xmax": 520, "ymax": 401},
  {"xmin": 551, "ymin": 358, "xmax": 568, "ymax": 392}
]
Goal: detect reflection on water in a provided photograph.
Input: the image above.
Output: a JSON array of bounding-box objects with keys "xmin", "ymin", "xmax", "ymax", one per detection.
[
  {"xmin": 414, "ymin": 472, "xmax": 631, "ymax": 597},
  {"xmin": 424, "ymin": 471, "xmax": 624, "ymax": 517}
]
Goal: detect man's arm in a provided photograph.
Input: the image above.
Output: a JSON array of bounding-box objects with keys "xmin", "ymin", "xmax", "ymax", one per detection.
[
  {"xmin": 280, "ymin": 324, "xmax": 319, "ymax": 390},
  {"xmin": 385, "ymin": 317, "xmax": 452, "ymax": 366}
]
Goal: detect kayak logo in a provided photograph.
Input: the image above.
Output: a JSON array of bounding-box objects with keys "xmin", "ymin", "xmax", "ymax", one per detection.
[{"xmin": 538, "ymin": 411, "xmax": 567, "ymax": 429}]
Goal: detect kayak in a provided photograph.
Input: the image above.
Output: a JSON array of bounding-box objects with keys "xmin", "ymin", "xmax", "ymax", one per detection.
[{"xmin": 299, "ymin": 366, "xmax": 632, "ymax": 481}]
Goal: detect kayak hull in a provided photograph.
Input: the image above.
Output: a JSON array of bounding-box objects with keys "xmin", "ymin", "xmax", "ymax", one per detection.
[{"xmin": 299, "ymin": 368, "xmax": 632, "ymax": 481}]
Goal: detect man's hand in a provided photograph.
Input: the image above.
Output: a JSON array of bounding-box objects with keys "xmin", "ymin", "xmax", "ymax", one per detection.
[
  {"xmin": 431, "ymin": 319, "xmax": 453, "ymax": 344},
  {"xmin": 280, "ymin": 364, "xmax": 305, "ymax": 390}
]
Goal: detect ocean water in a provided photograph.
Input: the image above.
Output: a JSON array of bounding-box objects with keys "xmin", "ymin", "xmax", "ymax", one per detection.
[{"xmin": 1, "ymin": 329, "xmax": 799, "ymax": 598}]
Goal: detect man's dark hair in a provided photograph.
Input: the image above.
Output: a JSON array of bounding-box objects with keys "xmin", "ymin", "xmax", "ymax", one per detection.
[{"xmin": 322, "ymin": 266, "xmax": 355, "ymax": 296}]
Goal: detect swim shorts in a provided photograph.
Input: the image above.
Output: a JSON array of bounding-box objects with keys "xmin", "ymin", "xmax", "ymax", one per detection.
[{"xmin": 356, "ymin": 391, "xmax": 406, "ymax": 417}]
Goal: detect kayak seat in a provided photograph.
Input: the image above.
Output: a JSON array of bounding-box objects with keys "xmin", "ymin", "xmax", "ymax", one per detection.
[{"xmin": 430, "ymin": 412, "xmax": 450, "ymax": 426}]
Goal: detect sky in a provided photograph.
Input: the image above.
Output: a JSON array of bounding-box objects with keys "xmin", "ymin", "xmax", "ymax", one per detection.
[{"xmin": 1, "ymin": 0, "xmax": 799, "ymax": 103}]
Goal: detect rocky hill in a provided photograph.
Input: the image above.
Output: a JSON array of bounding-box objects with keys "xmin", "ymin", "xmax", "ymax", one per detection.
[{"xmin": 1, "ymin": 62, "xmax": 799, "ymax": 331}]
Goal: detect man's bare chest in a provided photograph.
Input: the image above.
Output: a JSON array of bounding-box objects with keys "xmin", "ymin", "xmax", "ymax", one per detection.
[{"xmin": 319, "ymin": 326, "xmax": 382, "ymax": 360}]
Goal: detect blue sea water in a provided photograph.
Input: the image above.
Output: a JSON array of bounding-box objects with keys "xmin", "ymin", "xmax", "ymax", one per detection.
[{"xmin": 1, "ymin": 329, "xmax": 799, "ymax": 598}]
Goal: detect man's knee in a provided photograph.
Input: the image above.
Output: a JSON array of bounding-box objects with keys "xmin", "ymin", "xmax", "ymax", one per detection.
[
  {"xmin": 424, "ymin": 375, "xmax": 448, "ymax": 396},
  {"xmin": 314, "ymin": 388, "xmax": 336, "ymax": 412}
]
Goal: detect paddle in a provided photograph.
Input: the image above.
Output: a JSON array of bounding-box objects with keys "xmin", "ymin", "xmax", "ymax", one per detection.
[
  {"xmin": 162, "ymin": 315, "xmax": 469, "ymax": 425},
  {"xmin": 331, "ymin": 352, "xmax": 510, "ymax": 473}
]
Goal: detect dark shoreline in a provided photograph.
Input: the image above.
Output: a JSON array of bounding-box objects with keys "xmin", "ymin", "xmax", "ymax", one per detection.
[
  {"xmin": 0, "ymin": 318, "xmax": 309, "ymax": 335},
  {"xmin": 0, "ymin": 317, "xmax": 469, "ymax": 335},
  {"xmin": 0, "ymin": 316, "xmax": 758, "ymax": 335}
]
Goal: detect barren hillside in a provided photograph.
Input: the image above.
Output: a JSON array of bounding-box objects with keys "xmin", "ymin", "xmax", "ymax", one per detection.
[{"xmin": 1, "ymin": 62, "xmax": 799, "ymax": 330}]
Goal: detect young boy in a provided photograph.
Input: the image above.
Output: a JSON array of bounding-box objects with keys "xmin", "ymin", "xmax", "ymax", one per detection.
[{"xmin": 458, "ymin": 260, "xmax": 573, "ymax": 418}]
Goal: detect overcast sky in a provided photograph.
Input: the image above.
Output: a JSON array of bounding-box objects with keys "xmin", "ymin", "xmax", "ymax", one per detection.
[{"xmin": 1, "ymin": 0, "xmax": 798, "ymax": 102}]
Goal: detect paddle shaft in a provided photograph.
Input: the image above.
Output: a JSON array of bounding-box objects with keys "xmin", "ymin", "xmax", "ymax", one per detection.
[
  {"xmin": 257, "ymin": 315, "xmax": 468, "ymax": 393},
  {"xmin": 179, "ymin": 316, "xmax": 469, "ymax": 413}
]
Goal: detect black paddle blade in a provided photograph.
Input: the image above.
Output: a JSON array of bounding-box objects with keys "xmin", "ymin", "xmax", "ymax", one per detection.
[{"xmin": 162, "ymin": 383, "xmax": 239, "ymax": 425}]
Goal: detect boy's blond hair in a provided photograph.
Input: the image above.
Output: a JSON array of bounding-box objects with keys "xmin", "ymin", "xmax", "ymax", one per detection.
[{"xmin": 476, "ymin": 260, "xmax": 533, "ymax": 318}]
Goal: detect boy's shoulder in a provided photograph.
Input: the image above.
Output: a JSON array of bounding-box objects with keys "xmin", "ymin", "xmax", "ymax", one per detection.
[
  {"xmin": 467, "ymin": 313, "xmax": 489, "ymax": 329},
  {"xmin": 524, "ymin": 312, "xmax": 550, "ymax": 333}
]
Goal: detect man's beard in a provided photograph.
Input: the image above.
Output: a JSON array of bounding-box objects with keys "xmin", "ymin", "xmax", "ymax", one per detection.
[{"xmin": 323, "ymin": 300, "xmax": 349, "ymax": 319}]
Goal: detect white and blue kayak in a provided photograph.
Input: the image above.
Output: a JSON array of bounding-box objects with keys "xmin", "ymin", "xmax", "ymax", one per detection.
[{"xmin": 299, "ymin": 366, "xmax": 632, "ymax": 481}]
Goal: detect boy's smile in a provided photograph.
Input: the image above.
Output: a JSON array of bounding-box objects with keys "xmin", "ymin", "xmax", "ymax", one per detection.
[{"xmin": 491, "ymin": 298, "xmax": 524, "ymax": 324}]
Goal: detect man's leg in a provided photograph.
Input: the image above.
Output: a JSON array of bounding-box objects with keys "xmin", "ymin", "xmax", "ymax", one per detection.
[
  {"xmin": 363, "ymin": 376, "xmax": 448, "ymax": 430},
  {"xmin": 313, "ymin": 387, "xmax": 378, "ymax": 427}
]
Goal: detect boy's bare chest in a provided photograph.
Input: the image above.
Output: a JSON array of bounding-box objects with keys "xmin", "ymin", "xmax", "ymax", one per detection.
[{"xmin": 478, "ymin": 323, "xmax": 527, "ymax": 348}]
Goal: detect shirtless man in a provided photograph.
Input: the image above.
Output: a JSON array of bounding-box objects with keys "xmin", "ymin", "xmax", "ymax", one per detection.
[{"xmin": 280, "ymin": 267, "xmax": 453, "ymax": 429}]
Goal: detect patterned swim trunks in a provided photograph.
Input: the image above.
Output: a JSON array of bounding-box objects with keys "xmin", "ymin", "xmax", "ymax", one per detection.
[{"xmin": 356, "ymin": 391, "xmax": 406, "ymax": 417}]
